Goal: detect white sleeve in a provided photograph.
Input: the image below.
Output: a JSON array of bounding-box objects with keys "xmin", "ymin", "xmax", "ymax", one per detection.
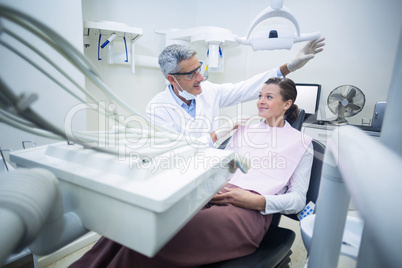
[
  {"xmin": 216, "ymin": 68, "xmax": 280, "ymax": 108},
  {"xmin": 261, "ymin": 142, "xmax": 314, "ymax": 215}
]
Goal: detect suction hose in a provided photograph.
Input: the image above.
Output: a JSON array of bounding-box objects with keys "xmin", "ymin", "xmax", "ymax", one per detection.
[{"xmin": 0, "ymin": 168, "xmax": 87, "ymax": 265}]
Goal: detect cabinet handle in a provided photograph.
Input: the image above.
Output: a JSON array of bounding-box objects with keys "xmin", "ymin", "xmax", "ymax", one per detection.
[{"xmin": 318, "ymin": 133, "xmax": 329, "ymax": 137}]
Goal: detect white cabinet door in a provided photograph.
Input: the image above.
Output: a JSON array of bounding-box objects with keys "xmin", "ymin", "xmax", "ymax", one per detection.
[{"xmin": 302, "ymin": 124, "xmax": 339, "ymax": 145}]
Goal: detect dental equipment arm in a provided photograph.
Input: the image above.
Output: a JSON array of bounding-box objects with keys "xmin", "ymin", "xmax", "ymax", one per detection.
[{"xmin": 308, "ymin": 126, "xmax": 402, "ymax": 268}]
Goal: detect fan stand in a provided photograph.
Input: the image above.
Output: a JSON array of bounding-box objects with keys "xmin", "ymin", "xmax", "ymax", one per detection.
[{"xmin": 330, "ymin": 117, "xmax": 348, "ymax": 125}]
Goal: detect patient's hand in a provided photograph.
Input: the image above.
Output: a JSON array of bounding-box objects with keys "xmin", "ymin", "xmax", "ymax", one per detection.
[{"xmin": 210, "ymin": 187, "xmax": 266, "ymax": 211}]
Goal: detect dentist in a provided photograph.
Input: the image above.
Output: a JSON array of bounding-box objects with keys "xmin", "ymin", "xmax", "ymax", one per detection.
[{"xmin": 146, "ymin": 40, "xmax": 324, "ymax": 146}]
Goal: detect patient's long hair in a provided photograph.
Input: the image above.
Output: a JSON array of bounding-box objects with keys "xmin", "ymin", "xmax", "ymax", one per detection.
[{"xmin": 264, "ymin": 77, "xmax": 299, "ymax": 125}]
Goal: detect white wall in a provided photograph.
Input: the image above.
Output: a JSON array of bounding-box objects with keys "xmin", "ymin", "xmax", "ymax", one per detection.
[
  {"xmin": 0, "ymin": 0, "xmax": 85, "ymax": 156},
  {"xmin": 82, "ymin": 0, "xmax": 402, "ymax": 126}
]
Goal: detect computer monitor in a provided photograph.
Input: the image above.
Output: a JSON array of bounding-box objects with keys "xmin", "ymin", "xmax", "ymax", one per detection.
[{"xmin": 295, "ymin": 83, "xmax": 321, "ymax": 118}]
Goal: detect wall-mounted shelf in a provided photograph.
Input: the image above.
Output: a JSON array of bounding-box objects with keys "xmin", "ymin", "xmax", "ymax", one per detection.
[
  {"xmin": 83, "ymin": 21, "xmax": 143, "ymax": 73},
  {"xmin": 84, "ymin": 21, "xmax": 143, "ymax": 41},
  {"xmin": 156, "ymin": 26, "xmax": 238, "ymax": 73}
]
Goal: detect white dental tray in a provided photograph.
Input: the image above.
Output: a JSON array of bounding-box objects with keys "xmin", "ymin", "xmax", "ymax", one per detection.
[{"xmin": 10, "ymin": 142, "xmax": 234, "ymax": 257}]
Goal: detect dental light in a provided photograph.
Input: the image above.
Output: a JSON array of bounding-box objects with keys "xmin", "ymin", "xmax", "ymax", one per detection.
[{"xmin": 235, "ymin": 0, "xmax": 321, "ymax": 50}]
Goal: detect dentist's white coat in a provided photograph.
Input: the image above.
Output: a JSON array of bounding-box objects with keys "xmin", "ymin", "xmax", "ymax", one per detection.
[{"xmin": 146, "ymin": 68, "xmax": 279, "ymax": 145}]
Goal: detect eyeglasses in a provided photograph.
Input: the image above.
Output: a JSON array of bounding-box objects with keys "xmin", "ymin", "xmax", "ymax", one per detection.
[{"xmin": 170, "ymin": 62, "xmax": 202, "ymax": 81}]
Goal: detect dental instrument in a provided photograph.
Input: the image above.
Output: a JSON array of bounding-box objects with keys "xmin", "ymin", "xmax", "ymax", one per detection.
[{"xmin": 100, "ymin": 33, "xmax": 116, "ymax": 48}]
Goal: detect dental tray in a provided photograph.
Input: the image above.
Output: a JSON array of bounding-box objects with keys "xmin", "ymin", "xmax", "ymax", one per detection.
[{"xmin": 10, "ymin": 142, "xmax": 234, "ymax": 257}]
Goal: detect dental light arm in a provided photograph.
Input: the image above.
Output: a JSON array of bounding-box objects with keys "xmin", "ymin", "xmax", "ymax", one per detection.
[{"xmin": 235, "ymin": 0, "xmax": 321, "ymax": 51}]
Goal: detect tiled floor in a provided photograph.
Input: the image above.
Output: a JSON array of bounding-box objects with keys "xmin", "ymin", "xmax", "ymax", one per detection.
[{"xmin": 41, "ymin": 243, "xmax": 96, "ymax": 268}]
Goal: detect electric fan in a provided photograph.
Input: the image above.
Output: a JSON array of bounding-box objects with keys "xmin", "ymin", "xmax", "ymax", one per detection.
[{"xmin": 327, "ymin": 85, "xmax": 365, "ymax": 124}]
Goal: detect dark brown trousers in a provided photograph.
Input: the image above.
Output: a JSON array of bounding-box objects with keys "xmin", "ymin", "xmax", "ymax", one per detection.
[{"xmin": 70, "ymin": 186, "xmax": 272, "ymax": 268}]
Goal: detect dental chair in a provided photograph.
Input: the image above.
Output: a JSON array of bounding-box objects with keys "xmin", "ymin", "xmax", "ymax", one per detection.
[
  {"xmin": 206, "ymin": 109, "xmax": 325, "ymax": 268},
  {"xmin": 291, "ymin": 109, "xmax": 305, "ymax": 131}
]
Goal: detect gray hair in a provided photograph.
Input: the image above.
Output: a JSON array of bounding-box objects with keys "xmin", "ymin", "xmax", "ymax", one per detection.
[{"xmin": 158, "ymin": 44, "xmax": 197, "ymax": 78}]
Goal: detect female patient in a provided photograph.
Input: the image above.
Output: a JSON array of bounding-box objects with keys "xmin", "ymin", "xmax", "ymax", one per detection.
[{"xmin": 69, "ymin": 77, "xmax": 313, "ymax": 268}]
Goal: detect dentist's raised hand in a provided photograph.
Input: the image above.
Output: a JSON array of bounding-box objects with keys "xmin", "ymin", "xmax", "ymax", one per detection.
[{"xmin": 287, "ymin": 37, "xmax": 325, "ymax": 72}]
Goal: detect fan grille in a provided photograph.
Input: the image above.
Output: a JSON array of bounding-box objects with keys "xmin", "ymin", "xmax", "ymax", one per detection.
[{"xmin": 327, "ymin": 85, "xmax": 365, "ymax": 119}]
